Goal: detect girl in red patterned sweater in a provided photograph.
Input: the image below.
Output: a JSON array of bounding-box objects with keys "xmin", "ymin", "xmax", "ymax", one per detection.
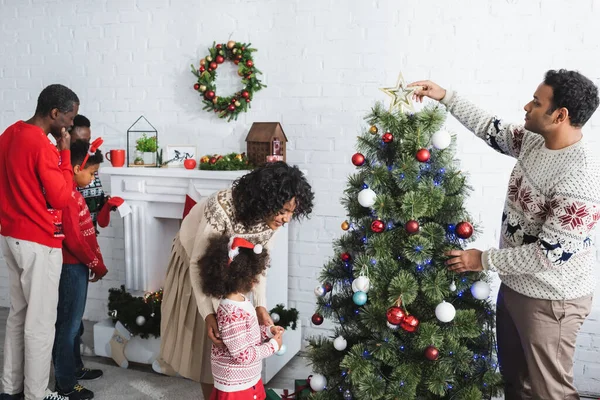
[{"xmin": 200, "ymin": 235, "xmax": 283, "ymax": 400}]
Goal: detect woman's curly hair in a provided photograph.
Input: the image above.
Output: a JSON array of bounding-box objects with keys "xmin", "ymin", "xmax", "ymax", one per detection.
[
  {"xmin": 199, "ymin": 235, "xmax": 269, "ymax": 298},
  {"xmin": 231, "ymin": 161, "xmax": 314, "ymax": 227}
]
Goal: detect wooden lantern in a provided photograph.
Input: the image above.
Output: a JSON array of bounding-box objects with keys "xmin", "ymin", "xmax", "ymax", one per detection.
[{"xmin": 245, "ymin": 122, "xmax": 288, "ymax": 167}]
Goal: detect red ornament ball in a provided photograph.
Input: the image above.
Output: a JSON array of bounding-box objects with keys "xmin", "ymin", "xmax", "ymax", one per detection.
[
  {"xmin": 216, "ymin": 55, "xmax": 225, "ymax": 64},
  {"xmin": 424, "ymin": 345, "xmax": 439, "ymax": 361},
  {"xmin": 386, "ymin": 306, "xmax": 406, "ymax": 325},
  {"xmin": 382, "ymin": 132, "xmax": 393, "ymax": 143},
  {"xmin": 205, "ymin": 91, "xmax": 215, "ymax": 100},
  {"xmin": 351, "ymin": 153, "xmax": 365, "ymax": 167},
  {"xmin": 405, "ymin": 220, "xmax": 420, "ymax": 234},
  {"xmin": 246, "ymin": 99, "xmax": 250, "ymax": 103},
  {"xmin": 371, "ymin": 220, "xmax": 385, "ymax": 233},
  {"xmin": 228, "ymin": 104, "xmax": 236, "ymax": 111},
  {"xmin": 455, "ymin": 221, "xmax": 474, "ymax": 239},
  {"xmin": 209, "ymin": 157, "xmax": 217, "ymax": 165},
  {"xmin": 324, "ymin": 282, "xmax": 333, "ymax": 292},
  {"xmin": 246, "ymin": 60, "xmax": 254, "ymax": 67},
  {"xmin": 234, "ymin": 60, "xmax": 240, "ymax": 65},
  {"xmin": 401, "ymin": 315, "xmax": 420, "ymax": 332},
  {"xmin": 216, "ymin": 44, "xmax": 223, "ymax": 49},
  {"xmin": 241, "ymin": 91, "xmax": 250, "ymax": 99},
  {"xmin": 199, "ymin": 66, "xmax": 206, "ymax": 73},
  {"xmin": 311, "ymin": 313, "xmax": 324, "ymax": 326},
  {"xmin": 341, "ymin": 252, "xmax": 351, "ymax": 262},
  {"xmin": 416, "ymin": 148, "xmax": 431, "ymax": 162},
  {"xmin": 210, "ymin": 62, "xmax": 218, "ymax": 70},
  {"xmin": 193, "ymin": 83, "xmax": 199, "ymax": 90}
]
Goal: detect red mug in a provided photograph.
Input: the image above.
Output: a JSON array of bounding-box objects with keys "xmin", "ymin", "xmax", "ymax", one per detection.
[{"xmin": 106, "ymin": 149, "xmax": 125, "ymax": 167}]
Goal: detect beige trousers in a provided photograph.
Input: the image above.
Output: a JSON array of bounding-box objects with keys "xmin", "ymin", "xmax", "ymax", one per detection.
[
  {"xmin": 497, "ymin": 284, "xmax": 592, "ymax": 400},
  {"xmin": 1, "ymin": 236, "xmax": 62, "ymax": 400}
]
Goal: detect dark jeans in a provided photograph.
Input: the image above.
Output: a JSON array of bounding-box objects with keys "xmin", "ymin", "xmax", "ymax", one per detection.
[{"xmin": 52, "ymin": 264, "xmax": 89, "ymax": 391}]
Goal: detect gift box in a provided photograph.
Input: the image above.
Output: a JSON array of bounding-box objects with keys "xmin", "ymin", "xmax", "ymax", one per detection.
[
  {"xmin": 266, "ymin": 388, "xmax": 284, "ymax": 399},
  {"xmin": 294, "ymin": 379, "xmax": 312, "ymax": 399}
]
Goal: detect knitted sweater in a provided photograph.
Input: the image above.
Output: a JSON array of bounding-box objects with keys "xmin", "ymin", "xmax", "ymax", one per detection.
[
  {"xmin": 77, "ymin": 171, "xmax": 107, "ymax": 229},
  {"xmin": 62, "ymin": 184, "xmax": 108, "ymax": 277},
  {"xmin": 211, "ymin": 297, "xmax": 278, "ymax": 392},
  {"xmin": 442, "ymin": 91, "xmax": 600, "ymax": 300}
]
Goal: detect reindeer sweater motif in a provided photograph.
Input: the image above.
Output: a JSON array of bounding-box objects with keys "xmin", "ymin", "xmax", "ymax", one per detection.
[{"xmin": 442, "ymin": 91, "xmax": 600, "ymax": 300}]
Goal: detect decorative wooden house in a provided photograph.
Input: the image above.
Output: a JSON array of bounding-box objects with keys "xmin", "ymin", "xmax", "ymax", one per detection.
[{"xmin": 245, "ymin": 122, "xmax": 288, "ymax": 167}]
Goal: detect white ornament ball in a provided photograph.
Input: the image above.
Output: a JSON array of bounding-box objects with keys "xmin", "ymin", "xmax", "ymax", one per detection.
[
  {"xmin": 431, "ymin": 130, "xmax": 452, "ymax": 150},
  {"xmin": 386, "ymin": 321, "xmax": 400, "ymax": 330},
  {"xmin": 253, "ymin": 244, "xmax": 263, "ymax": 254},
  {"xmin": 309, "ymin": 374, "xmax": 327, "ymax": 392},
  {"xmin": 449, "ymin": 281, "xmax": 457, "ymax": 292},
  {"xmin": 435, "ymin": 301, "xmax": 456, "ymax": 323},
  {"xmin": 352, "ymin": 276, "xmax": 370, "ymax": 293},
  {"xmin": 357, "ymin": 188, "xmax": 377, "ymax": 208},
  {"xmin": 276, "ymin": 343, "xmax": 287, "ymax": 356},
  {"xmin": 471, "ymin": 281, "xmax": 491, "ymax": 300},
  {"xmin": 333, "ymin": 336, "xmax": 347, "ymax": 351},
  {"xmin": 314, "ymin": 285, "xmax": 326, "ymax": 297},
  {"xmin": 270, "ymin": 312, "xmax": 280, "ymax": 323},
  {"xmin": 135, "ymin": 316, "xmax": 146, "ymax": 326}
]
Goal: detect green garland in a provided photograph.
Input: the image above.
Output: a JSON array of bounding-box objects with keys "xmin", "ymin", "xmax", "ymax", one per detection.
[
  {"xmin": 191, "ymin": 40, "xmax": 266, "ymax": 122},
  {"xmin": 198, "ymin": 152, "xmax": 253, "ymax": 171},
  {"xmin": 270, "ymin": 303, "xmax": 299, "ymax": 330},
  {"xmin": 107, "ymin": 286, "xmax": 162, "ymax": 339}
]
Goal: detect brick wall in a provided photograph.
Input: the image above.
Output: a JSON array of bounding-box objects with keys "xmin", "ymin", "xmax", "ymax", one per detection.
[{"xmin": 1, "ymin": 0, "xmax": 599, "ymax": 393}]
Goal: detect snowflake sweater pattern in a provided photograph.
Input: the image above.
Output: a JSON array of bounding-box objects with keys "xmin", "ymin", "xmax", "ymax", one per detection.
[
  {"xmin": 442, "ymin": 91, "xmax": 600, "ymax": 300},
  {"xmin": 211, "ymin": 298, "xmax": 278, "ymax": 392}
]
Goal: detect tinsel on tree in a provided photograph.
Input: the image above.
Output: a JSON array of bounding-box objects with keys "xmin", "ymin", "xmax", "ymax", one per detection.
[{"xmin": 306, "ymin": 99, "xmax": 502, "ymax": 399}]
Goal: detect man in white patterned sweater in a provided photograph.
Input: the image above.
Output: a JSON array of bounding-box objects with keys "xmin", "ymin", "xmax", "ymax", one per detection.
[{"xmin": 410, "ymin": 70, "xmax": 600, "ymax": 400}]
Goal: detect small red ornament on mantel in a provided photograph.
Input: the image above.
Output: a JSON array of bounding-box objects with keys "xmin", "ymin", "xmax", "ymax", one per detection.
[
  {"xmin": 405, "ymin": 220, "xmax": 420, "ymax": 234},
  {"xmin": 193, "ymin": 83, "xmax": 199, "ymax": 90},
  {"xmin": 400, "ymin": 314, "xmax": 419, "ymax": 332},
  {"xmin": 216, "ymin": 44, "xmax": 223, "ymax": 49},
  {"xmin": 424, "ymin": 345, "xmax": 439, "ymax": 361},
  {"xmin": 455, "ymin": 221, "xmax": 474, "ymax": 239},
  {"xmin": 311, "ymin": 313, "xmax": 324, "ymax": 326},
  {"xmin": 371, "ymin": 220, "xmax": 385, "ymax": 233},
  {"xmin": 210, "ymin": 62, "xmax": 218, "ymax": 70},
  {"xmin": 241, "ymin": 91, "xmax": 250, "ymax": 99},
  {"xmin": 215, "ymin": 55, "xmax": 225, "ymax": 64},
  {"xmin": 352, "ymin": 153, "xmax": 366, "ymax": 167},
  {"xmin": 246, "ymin": 60, "xmax": 254, "ymax": 67},
  {"xmin": 205, "ymin": 91, "xmax": 215, "ymax": 100},
  {"xmin": 382, "ymin": 132, "xmax": 394, "ymax": 143},
  {"xmin": 228, "ymin": 104, "xmax": 236, "ymax": 111},
  {"xmin": 209, "ymin": 157, "xmax": 217, "ymax": 164},
  {"xmin": 341, "ymin": 252, "xmax": 352, "ymax": 262},
  {"xmin": 415, "ymin": 148, "xmax": 431, "ymax": 162},
  {"xmin": 386, "ymin": 306, "xmax": 406, "ymax": 325}
]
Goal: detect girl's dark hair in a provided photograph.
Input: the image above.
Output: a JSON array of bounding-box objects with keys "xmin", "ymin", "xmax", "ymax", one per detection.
[
  {"xmin": 70, "ymin": 139, "xmax": 104, "ymax": 167},
  {"xmin": 199, "ymin": 236, "xmax": 269, "ymax": 298},
  {"xmin": 231, "ymin": 161, "xmax": 314, "ymax": 227}
]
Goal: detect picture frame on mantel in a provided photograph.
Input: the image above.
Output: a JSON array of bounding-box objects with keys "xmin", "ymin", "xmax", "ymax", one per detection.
[{"xmin": 164, "ymin": 145, "xmax": 196, "ymax": 168}]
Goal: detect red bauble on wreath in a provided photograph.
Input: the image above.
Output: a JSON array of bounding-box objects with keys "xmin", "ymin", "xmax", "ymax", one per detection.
[
  {"xmin": 311, "ymin": 313, "xmax": 324, "ymax": 325},
  {"xmin": 400, "ymin": 314, "xmax": 420, "ymax": 332},
  {"xmin": 352, "ymin": 153, "xmax": 366, "ymax": 166},
  {"xmin": 405, "ymin": 220, "xmax": 420, "ymax": 234},
  {"xmin": 371, "ymin": 220, "xmax": 385, "ymax": 233},
  {"xmin": 192, "ymin": 41, "xmax": 266, "ymax": 122},
  {"xmin": 415, "ymin": 148, "xmax": 431, "ymax": 162},
  {"xmin": 455, "ymin": 221, "xmax": 474, "ymax": 239},
  {"xmin": 424, "ymin": 345, "xmax": 439, "ymax": 361},
  {"xmin": 386, "ymin": 306, "xmax": 405, "ymax": 325}
]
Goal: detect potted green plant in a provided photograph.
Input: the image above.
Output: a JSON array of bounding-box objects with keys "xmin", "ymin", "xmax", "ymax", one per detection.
[{"xmin": 135, "ymin": 134, "xmax": 158, "ymax": 166}]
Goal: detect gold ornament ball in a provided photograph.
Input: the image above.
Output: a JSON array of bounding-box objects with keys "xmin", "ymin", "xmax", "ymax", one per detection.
[
  {"xmin": 199, "ymin": 85, "xmax": 207, "ymax": 92},
  {"xmin": 212, "ymin": 96, "xmax": 219, "ymax": 104},
  {"xmin": 232, "ymin": 48, "xmax": 238, "ymax": 54},
  {"xmin": 235, "ymin": 101, "xmax": 241, "ymax": 107},
  {"xmin": 200, "ymin": 59, "xmax": 206, "ymax": 66},
  {"xmin": 227, "ymin": 40, "xmax": 236, "ymax": 49},
  {"xmin": 341, "ymin": 221, "xmax": 350, "ymax": 231},
  {"xmin": 206, "ymin": 56, "xmax": 213, "ymax": 62},
  {"xmin": 369, "ymin": 125, "xmax": 378, "ymax": 135}
]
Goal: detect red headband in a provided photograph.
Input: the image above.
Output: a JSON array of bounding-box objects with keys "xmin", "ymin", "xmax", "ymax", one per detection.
[
  {"xmin": 228, "ymin": 237, "xmax": 263, "ymax": 265},
  {"xmin": 81, "ymin": 137, "xmax": 103, "ymax": 169}
]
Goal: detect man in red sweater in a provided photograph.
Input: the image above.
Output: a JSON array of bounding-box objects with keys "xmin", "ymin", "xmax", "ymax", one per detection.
[
  {"xmin": 0, "ymin": 84, "xmax": 79, "ymax": 400},
  {"xmin": 52, "ymin": 140, "xmax": 108, "ymax": 400}
]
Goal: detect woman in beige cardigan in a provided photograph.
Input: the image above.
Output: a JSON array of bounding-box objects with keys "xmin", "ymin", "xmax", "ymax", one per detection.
[{"xmin": 154, "ymin": 162, "xmax": 314, "ymax": 399}]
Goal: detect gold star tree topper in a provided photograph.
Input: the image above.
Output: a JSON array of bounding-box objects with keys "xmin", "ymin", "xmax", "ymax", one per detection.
[{"xmin": 380, "ymin": 72, "xmax": 419, "ymax": 113}]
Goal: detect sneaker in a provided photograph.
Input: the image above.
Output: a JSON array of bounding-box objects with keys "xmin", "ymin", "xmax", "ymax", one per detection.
[
  {"xmin": 43, "ymin": 390, "xmax": 68, "ymax": 400},
  {"xmin": 76, "ymin": 368, "xmax": 103, "ymax": 381},
  {"xmin": 0, "ymin": 393, "xmax": 24, "ymax": 400},
  {"xmin": 57, "ymin": 384, "xmax": 94, "ymax": 400}
]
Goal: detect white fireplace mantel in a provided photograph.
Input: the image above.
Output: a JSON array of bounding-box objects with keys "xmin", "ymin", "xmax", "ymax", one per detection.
[{"xmin": 96, "ymin": 166, "xmax": 298, "ymax": 382}]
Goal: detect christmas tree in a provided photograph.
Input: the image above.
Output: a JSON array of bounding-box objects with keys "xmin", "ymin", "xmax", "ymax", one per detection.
[{"xmin": 306, "ymin": 75, "xmax": 502, "ymax": 400}]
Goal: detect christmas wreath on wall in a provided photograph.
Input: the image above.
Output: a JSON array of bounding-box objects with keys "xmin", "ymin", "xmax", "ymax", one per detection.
[{"xmin": 191, "ymin": 40, "xmax": 266, "ymax": 122}]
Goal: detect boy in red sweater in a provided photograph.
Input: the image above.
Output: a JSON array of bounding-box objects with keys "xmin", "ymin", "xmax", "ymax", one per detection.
[
  {"xmin": 52, "ymin": 140, "xmax": 108, "ymax": 400},
  {"xmin": 0, "ymin": 84, "xmax": 79, "ymax": 400}
]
